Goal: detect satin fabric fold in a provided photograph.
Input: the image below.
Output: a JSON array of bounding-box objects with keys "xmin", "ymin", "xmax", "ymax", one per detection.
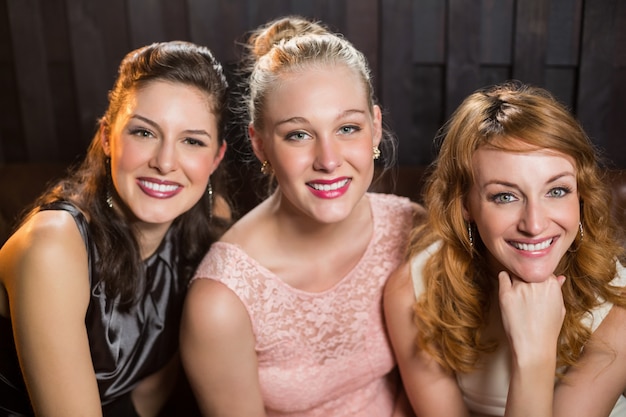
[{"xmin": 0, "ymin": 201, "xmax": 184, "ymax": 415}]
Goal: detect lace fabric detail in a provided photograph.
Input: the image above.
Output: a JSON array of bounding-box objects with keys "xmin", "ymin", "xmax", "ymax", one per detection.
[{"xmin": 192, "ymin": 193, "xmax": 414, "ymax": 416}]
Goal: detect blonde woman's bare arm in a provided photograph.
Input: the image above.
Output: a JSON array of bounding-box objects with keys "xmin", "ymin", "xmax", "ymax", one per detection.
[{"xmin": 180, "ymin": 278, "xmax": 266, "ymax": 417}]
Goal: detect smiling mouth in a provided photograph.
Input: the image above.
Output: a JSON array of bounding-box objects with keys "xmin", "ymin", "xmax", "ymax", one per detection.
[
  {"xmin": 139, "ymin": 180, "xmax": 180, "ymax": 193},
  {"xmin": 510, "ymin": 238, "xmax": 554, "ymax": 251},
  {"xmin": 308, "ymin": 178, "xmax": 350, "ymax": 191}
]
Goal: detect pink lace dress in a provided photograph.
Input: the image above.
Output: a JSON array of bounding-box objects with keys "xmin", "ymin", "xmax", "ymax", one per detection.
[{"xmin": 192, "ymin": 193, "xmax": 414, "ymax": 416}]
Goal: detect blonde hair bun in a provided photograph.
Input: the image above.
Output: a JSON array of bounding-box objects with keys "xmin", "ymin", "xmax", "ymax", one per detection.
[{"xmin": 248, "ymin": 15, "xmax": 329, "ymax": 59}]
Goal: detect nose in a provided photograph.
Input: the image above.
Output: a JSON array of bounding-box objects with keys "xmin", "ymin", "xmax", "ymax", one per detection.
[
  {"xmin": 312, "ymin": 136, "xmax": 342, "ymax": 172},
  {"xmin": 149, "ymin": 141, "xmax": 178, "ymax": 174},
  {"xmin": 518, "ymin": 199, "xmax": 549, "ymax": 236}
]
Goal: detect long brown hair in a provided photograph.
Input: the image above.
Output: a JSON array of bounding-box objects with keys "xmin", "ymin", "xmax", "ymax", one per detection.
[
  {"xmin": 20, "ymin": 41, "xmax": 231, "ymax": 309},
  {"xmin": 409, "ymin": 81, "xmax": 626, "ymax": 375}
]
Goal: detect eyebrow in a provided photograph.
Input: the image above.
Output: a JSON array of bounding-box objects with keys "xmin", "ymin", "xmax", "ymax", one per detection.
[
  {"xmin": 484, "ymin": 171, "xmax": 576, "ymax": 188},
  {"xmin": 131, "ymin": 114, "xmax": 212, "ymax": 138},
  {"xmin": 274, "ymin": 109, "xmax": 366, "ymax": 128}
]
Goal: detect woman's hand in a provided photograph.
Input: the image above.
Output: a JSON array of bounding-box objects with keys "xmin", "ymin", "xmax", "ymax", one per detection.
[
  {"xmin": 498, "ymin": 271, "xmax": 566, "ymax": 417},
  {"xmin": 498, "ymin": 271, "xmax": 566, "ymax": 362}
]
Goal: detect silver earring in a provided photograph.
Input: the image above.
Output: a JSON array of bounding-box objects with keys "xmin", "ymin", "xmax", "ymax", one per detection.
[
  {"xmin": 373, "ymin": 146, "xmax": 381, "ymax": 160},
  {"xmin": 578, "ymin": 221, "xmax": 584, "ymax": 241},
  {"xmin": 467, "ymin": 222, "xmax": 473, "ymax": 248},
  {"xmin": 207, "ymin": 178, "xmax": 213, "ymax": 221},
  {"xmin": 106, "ymin": 190, "xmax": 113, "ymax": 208},
  {"xmin": 105, "ymin": 158, "xmax": 113, "ymax": 209}
]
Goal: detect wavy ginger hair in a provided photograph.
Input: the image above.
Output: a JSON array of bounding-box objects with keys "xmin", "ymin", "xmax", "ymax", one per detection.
[{"xmin": 408, "ymin": 81, "xmax": 626, "ymax": 375}]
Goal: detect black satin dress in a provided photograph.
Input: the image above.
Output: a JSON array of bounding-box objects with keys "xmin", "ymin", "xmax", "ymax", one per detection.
[{"xmin": 0, "ymin": 201, "xmax": 185, "ymax": 416}]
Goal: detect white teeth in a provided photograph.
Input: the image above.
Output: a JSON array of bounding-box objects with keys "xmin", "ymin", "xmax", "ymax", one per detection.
[
  {"xmin": 141, "ymin": 180, "xmax": 179, "ymax": 193},
  {"xmin": 511, "ymin": 239, "xmax": 553, "ymax": 251},
  {"xmin": 310, "ymin": 179, "xmax": 349, "ymax": 191}
]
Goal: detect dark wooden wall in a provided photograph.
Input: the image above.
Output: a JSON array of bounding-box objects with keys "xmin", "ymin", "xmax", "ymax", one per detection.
[{"xmin": 1, "ymin": 0, "xmax": 625, "ymax": 168}]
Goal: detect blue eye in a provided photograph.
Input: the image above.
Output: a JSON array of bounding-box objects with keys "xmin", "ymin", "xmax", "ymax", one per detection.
[
  {"xmin": 286, "ymin": 131, "xmax": 311, "ymax": 141},
  {"xmin": 339, "ymin": 125, "xmax": 359, "ymax": 135},
  {"xmin": 548, "ymin": 187, "xmax": 571, "ymax": 198},
  {"xmin": 492, "ymin": 193, "xmax": 517, "ymax": 204}
]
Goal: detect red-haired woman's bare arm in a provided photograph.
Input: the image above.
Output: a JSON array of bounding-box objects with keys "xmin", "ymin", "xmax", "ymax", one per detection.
[
  {"xmin": 384, "ymin": 262, "xmax": 470, "ymax": 417},
  {"xmin": 553, "ymin": 304, "xmax": 626, "ymax": 417}
]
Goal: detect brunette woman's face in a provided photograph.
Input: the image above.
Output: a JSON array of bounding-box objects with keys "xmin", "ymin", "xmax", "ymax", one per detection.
[
  {"xmin": 103, "ymin": 80, "xmax": 226, "ymax": 228},
  {"xmin": 464, "ymin": 143, "xmax": 581, "ymax": 282},
  {"xmin": 249, "ymin": 64, "xmax": 382, "ymax": 224}
]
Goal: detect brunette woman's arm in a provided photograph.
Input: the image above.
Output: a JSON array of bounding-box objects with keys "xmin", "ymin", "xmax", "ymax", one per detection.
[{"xmin": 1, "ymin": 210, "xmax": 102, "ymax": 416}]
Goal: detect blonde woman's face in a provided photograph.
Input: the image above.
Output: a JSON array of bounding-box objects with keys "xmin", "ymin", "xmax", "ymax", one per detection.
[
  {"xmin": 464, "ymin": 144, "xmax": 580, "ymax": 282},
  {"xmin": 250, "ymin": 64, "xmax": 382, "ymax": 224}
]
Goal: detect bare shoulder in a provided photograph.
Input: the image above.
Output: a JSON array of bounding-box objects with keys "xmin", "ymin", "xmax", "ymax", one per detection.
[
  {"xmin": 182, "ymin": 279, "xmax": 251, "ymax": 338},
  {"xmin": 385, "ymin": 261, "xmax": 414, "ymax": 301},
  {"xmin": 0, "ymin": 210, "xmax": 102, "ymax": 415},
  {"xmin": 594, "ymin": 304, "xmax": 626, "ymax": 352},
  {"xmin": 181, "ymin": 278, "xmax": 263, "ymax": 415},
  {"xmin": 384, "ymin": 261, "xmax": 418, "ymax": 328},
  {"xmin": 410, "ymin": 202, "xmax": 427, "ymax": 226},
  {"xmin": 1, "ymin": 210, "xmax": 87, "ymax": 287},
  {"xmin": 2, "ymin": 209, "xmax": 83, "ymax": 252}
]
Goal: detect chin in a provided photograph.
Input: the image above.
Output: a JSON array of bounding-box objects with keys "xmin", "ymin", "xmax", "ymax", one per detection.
[
  {"xmin": 310, "ymin": 202, "xmax": 354, "ymax": 223},
  {"xmin": 133, "ymin": 207, "xmax": 179, "ymax": 224},
  {"xmin": 509, "ymin": 267, "xmax": 560, "ymax": 283}
]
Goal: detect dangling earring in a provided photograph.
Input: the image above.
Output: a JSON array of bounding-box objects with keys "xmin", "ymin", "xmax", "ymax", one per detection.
[
  {"xmin": 467, "ymin": 222, "xmax": 474, "ymax": 248},
  {"xmin": 373, "ymin": 146, "xmax": 381, "ymax": 160},
  {"xmin": 578, "ymin": 221, "xmax": 584, "ymax": 242},
  {"xmin": 207, "ymin": 178, "xmax": 213, "ymax": 221},
  {"xmin": 106, "ymin": 191, "xmax": 114, "ymax": 208},
  {"xmin": 105, "ymin": 158, "xmax": 113, "ymax": 209},
  {"xmin": 568, "ymin": 221, "xmax": 584, "ymax": 252},
  {"xmin": 261, "ymin": 160, "xmax": 272, "ymax": 175}
]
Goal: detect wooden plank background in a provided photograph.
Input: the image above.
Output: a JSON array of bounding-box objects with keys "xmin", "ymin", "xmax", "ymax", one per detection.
[{"xmin": 1, "ymin": 0, "xmax": 625, "ymax": 168}]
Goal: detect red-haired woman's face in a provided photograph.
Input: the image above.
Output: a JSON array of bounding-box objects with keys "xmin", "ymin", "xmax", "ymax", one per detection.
[{"xmin": 464, "ymin": 144, "xmax": 580, "ymax": 282}]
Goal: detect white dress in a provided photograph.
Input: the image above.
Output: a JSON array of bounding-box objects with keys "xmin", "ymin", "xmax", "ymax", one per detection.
[{"xmin": 410, "ymin": 242, "xmax": 626, "ymax": 417}]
